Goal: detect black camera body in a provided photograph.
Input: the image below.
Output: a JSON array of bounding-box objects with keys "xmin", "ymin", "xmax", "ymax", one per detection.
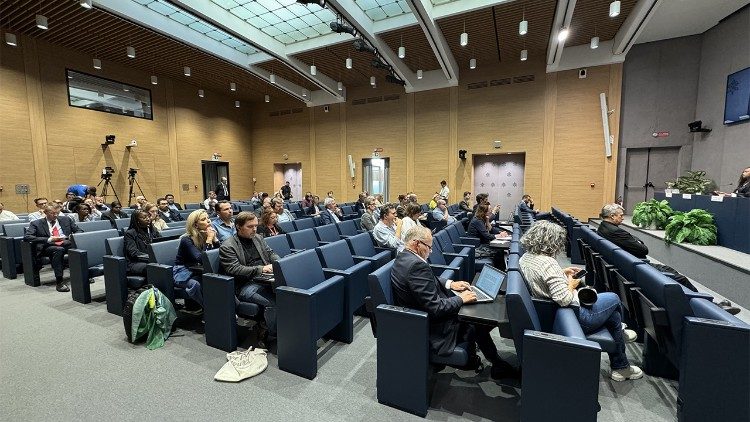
[
  {"xmin": 128, "ymin": 167, "xmax": 139, "ymax": 178},
  {"xmin": 105, "ymin": 134, "xmax": 116, "ymax": 144},
  {"xmin": 101, "ymin": 166, "xmax": 114, "ymax": 180}
]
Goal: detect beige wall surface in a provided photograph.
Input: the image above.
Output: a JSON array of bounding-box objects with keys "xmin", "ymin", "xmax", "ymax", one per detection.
[
  {"xmin": 0, "ymin": 37, "xmax": 253, "ymax": 213},
  {"xmin": 1, "ymin": 37, "xmax": 621, "ymax": 220}
]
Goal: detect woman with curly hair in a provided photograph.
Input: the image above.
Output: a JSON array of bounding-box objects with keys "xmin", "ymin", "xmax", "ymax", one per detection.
[{"xmin": 518, "ymin": 220, "xmax": 642, "ymax": 382}]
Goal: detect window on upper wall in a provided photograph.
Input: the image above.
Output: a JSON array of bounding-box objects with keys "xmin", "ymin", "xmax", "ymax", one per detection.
[{"xmin": 66, "ymin": 69, "xmax": 153, "ymax": 120}]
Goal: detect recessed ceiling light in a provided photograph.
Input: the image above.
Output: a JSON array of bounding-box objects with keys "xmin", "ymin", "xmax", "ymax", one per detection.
[
  {"xmin": 519, "ymin": 20, "xmax": 528, "ymax": 35},
  {"xmin": 93, "ymin": 58, "xmax": 102, "ymax": 69},
  {"xmin": 346, "ymin": 57, "xmax": 352, "ymax": 69},
  {"xmin": 151, "ymin": 75, "xmax": 158, "ymax": 85},
  {"xmin": 469, "ymin": 58, "xmax": 476, "ymax": 69},
  {"xmin": 520, "ymin": 49, "xmax": 528, "ymax": 61},
  {"xmin": 590, "ymin": 36, "xmax": 599, "ymax": 49},
  {"xmin": 609, "ymin": 1, "xmax": 621, "ymax": 17},
  {"xmin": 235, "ymin": 100, "xmax": 240, "ymax": 108},
  {"xmin": 230, "ymin": 82, "xmax": 236, "ymax": 91},
  {"xmin": 337, "ymin": 81, "xmax": 343, "ymax": 91},
  {"xmin": 270, "ymin": 73, "xmax": 276, "ymax": 84},
  {"xmin": 264, "ymin": 95, "xmax": 270, "ymax": 103},
  {"xmin": 198, "ymin": 89, "xmax": 204, "ymax": 98},
  {"xmin": 370, "ymin": 76, "xmax": 376, "ymax": 86},
  {"xmin": 302, "ymin": 89, "xmax": 308, "ymax": 97},
  {"xmin": 417, "ymin": 69, "xmax": 423, "ymax": 79},
  {"xmin": 184, "ymin": 66, "xmax": 191, "ymax": 76}
]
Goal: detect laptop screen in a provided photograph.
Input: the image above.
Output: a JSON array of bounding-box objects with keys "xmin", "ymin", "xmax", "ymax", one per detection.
[{"xmin": 474, "ymin": 265, "xmax": 505, "ymax": 298}]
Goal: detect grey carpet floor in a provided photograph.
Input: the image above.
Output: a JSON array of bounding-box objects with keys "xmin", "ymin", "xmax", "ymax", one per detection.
[{"xmin": 1, "ymin": 266, "xmax": 679, "ymax": 422}]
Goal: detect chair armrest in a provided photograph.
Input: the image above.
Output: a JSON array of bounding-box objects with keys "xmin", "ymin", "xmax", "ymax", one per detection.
[
  {"xmin": 441, "ymin": 252, "xmax": 464, "ymax": 260},
  {"xmin": 323, "ymin": 268, "xmax": 351, "ymax": 278},
  {"xmin": 459, "ymin": 236, "xmax": 481, "ymax": 246},
  {"xmin": 146, "ymin": 263, "xmax": 175, "ymax": 303},
  {"xmin": 684, "ymin": 290, "xmax": 713, "ymax": 301},
  {"xmin": 531, "ymin": 298, "xmax": 561, "ymax": 332},
  {"xmin": 453, "ymin": 243, "xmax": 476, "ymax": 250},
  {"xmin": 307, "ymin": 274, "xmax": 345, "ymax": 295},
  {"xmin": 68, "ymin": 248, "xmax": 91, "ymax": 303},
  {"xmin": 103, "ymin": 255, "xmax": 128, "ymax": 316},
  {"xmin": 317, "ymin": 241, "xmax": 333, "ymax": 246},
  {"xmin": 552, "ymin": 308, "xmax": 587, "ymax": 340},
  {"xmin": 202, "ymin": 273, "xmax": 238, "ymax": 352},
  {"xmin": 429, "ymin": 264, "xmax": 460, "ymax": 278},
  {"xmin": 290, "ymin": 248, "xmax": 305, "ymax": 253}
]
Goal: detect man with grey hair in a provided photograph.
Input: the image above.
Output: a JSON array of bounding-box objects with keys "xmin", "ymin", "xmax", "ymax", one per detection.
[
  {"xmin": 360, "ymin": 196, "xmax": 378, "ymax": 231},
  {"xmin": 597, "ymin": 203, "xmax": 739, "ymax": 314},
  {"xmin": 391, "ymin": 225, "xmax": 517, "ymax": 378},
  {"xmin": 321, "ymin": 197, "xmax": 343, "ymax": 225},
  {"xmin": 431, "ymin": 199, "xmax": 456, "ymax": 223}
]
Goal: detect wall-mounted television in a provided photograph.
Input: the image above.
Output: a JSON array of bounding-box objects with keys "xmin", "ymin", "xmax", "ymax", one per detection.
[{"xmin": 724, "ymin": 66, "xmax": 750, "ymax": 125}]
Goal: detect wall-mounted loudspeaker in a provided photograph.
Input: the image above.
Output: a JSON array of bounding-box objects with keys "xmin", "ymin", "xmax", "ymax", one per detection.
[
  {"xmin": 458, "ymin": 149, "xmax": 467, "ymax": 160},
  {"xmin": 348, "ymin": 154, "xmax": 355, "ymax": 178},
  {"xmin": 599, "ymin": 93, "xmax": 613, "ymax": 157}
]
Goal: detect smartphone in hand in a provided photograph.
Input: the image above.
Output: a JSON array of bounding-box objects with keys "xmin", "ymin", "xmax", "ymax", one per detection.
[{"xmin": 573, "ymin": 269, "xmax": 587, "ymax": 279}]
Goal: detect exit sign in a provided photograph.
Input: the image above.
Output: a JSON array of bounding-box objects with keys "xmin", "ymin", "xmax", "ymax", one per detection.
[{"xmin": 652, "ymin": 131, "xmax": 670, "ymax": 138}]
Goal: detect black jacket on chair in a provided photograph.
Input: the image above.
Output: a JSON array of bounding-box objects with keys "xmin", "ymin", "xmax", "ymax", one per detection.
[
  {"xmin": 390, "ymin": 250, "xmax": 463, "ymax": 356},
  {"xmin": 597, "ymin": 220, "xmax": 648, "ymax": 258}
]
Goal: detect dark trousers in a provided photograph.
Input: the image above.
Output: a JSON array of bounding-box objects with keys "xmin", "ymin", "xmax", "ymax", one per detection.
[
  {"xmin": 126, "ymin": 262, "xmax": 149, "ymax": 289},
  {"xmin": 650, "ymin": 263, "xmax": 698, "ymax": 292},
  {"xmin": 457, "ymin": 322, "xmax": 501, "ymax": 364},
  {"xmin": 41, "ymin": 243, "xmax": 71, "ymax": 279}
]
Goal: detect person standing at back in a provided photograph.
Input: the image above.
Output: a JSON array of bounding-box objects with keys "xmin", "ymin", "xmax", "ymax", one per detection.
[
  {"xmin": 215, "ymin": 177, "xmax": 230, "ymax": 201},
  {"xmin": 438, "ymin": 180, "xmax": 450, "ymax": 201},
  {"xmin": 280, "ymin": 181, "xmax": 292, "ymax": 201}
]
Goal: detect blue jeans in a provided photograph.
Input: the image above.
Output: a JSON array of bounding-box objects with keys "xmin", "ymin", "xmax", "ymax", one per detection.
[
  {"xmin": 577, "ymin": 292, "xmax": 629, "ymax": 369},
  {"xmin": 172, "ymin": 265, "xmax": 204, "ymax": 307},
  {"xmin": 238, "ymin": 282, "xmax": 276, "ymax": 336}
]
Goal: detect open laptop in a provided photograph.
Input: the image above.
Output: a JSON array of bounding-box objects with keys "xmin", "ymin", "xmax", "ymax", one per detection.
[{"xmin": 453, "ymin": 265, "xmax": 506, "ymax": 303}]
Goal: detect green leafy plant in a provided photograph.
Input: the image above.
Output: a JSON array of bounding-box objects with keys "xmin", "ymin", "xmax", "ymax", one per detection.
[
  {"xmin": 632, "ymin": 199, "xmax": 674, "ymax": 229},
  {"xmin": 667, "ymin": 170, "xmax": 716, "ymax": 194},
  {"xmin": 664, "ymin": 209, "xmax": 717, "ymax": 245}
]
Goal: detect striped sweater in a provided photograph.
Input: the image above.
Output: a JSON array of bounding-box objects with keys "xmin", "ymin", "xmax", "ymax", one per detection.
[{"xmin": 519, "ymin": 253, "xmax": 579, "ymax": 307}]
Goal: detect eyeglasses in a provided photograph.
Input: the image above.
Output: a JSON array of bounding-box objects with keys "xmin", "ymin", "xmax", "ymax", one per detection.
[{"xmin": 417, "ymin": 240, "xmax": 433, "ymax": 251}]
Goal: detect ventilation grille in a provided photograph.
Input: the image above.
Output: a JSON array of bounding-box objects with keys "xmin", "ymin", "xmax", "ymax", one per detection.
[
  {"xmin": 269, "ymin": 107, "xmax": 305, "ymax": 117},
  {"xmin": 468, "ymin": 73, "xmax": 537, "ymax": 90},
  {"xmin": 383, "ymin": 94, "xmax": 400, "ymax": 101},
  {"xmin": 352, "ymin": 98, "xmax": 366, "ymax": 106},
  {"xmin": 513, "ymin": 74, "xmax": 535, "ymax": 83},
  {"xmin": 490, "ymin": 78, "xmax": 511, "ymax": 86},
  {"xmin": 351, "ymin": 94, "xmax": 400, "ymax": 106},
  {"xmin": 467, "ymin": 81, "xmax": 488, "ymax": 90}
]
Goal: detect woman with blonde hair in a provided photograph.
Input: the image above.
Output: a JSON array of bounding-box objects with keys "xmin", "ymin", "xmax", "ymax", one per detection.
[
  {"xmin": 172, "ymin": 209, "xmax": 219, "ymax": 312},
  {"xmin": 144, "ymin": 203, "xmax": 168, "ymax": 232}
]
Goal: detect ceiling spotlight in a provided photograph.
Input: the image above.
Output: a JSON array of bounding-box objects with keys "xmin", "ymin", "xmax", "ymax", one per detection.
[
  {"xmin": 609, "ymin": 1, "xmax": 621, "ymax": 17},
  {"xmin": 460, "ymin": 32, "xmax": 468, "ymax": 47},
  {"xmin": 590, "ymin": 36, "xmax": 599, "ymax": 49},
  {"xmin": 183, "ymin": 66, "xmax": 191, "ymax": 77},
  {"xmin": 235, "ymin": 100, "xmax": 240, "ymax": 108},
  {"xmin": 330, "ymin": 21, "xmax": 356, "ymax": 36},
  {"xmin": 126, "ymin": 46, "xmax": 135, "ymax": 58},
  {"xmin": 302, "ymin": 89, "xmax": 308, "ymax": 97},
  {"xmin": 337, "ymin": 81, "xmax": 343, "ymax": 91},
  {"xmin": 557, "ymin": 27, "xmax": 569, "ymax": 42},
  {"xmin": 345, "ymin": 57, "xmax": 352, "ymax": 69},
  {"xmin": 417, "ymin": 69, "xmax": 423, "ymax": 79},
  {"xmin": 151, "ymin": 75, "xmax": 158, "ymax": 85},
  {"xmin": 198, "ymin": 89, "xmax": 204, "ymax": 98},
  {"xmin": 370, "ymin": 76, "xmax": 376, "ymax": 86},
  {"xmin": 80, "ymin": 0, "xmax": 93, "ymax": 9},
  {"xmin": 520, "ymin": 49, "xmax": 528, "ymax": 61},
  {"xmin": 385, "ymin": 74, "xmax": 405, "ymax": 86},
  {"xmin": 270, "ymin": 73, "xmax": 276, "ymax": 84},
  {"xmin": 93, "ymin": 58, "xmax": 102, "ymax": 69},
  {"xmin": 310, "ymin": 64, "xmax": 317, "ymax": 76},
  {"xmin": 230, "ymin": 82, "xmax": 236, "ymax": 91},
  {"xmin": 298, "ymin": 0, "xmax": 325, "ymax": 7},
  {"xmin": 353, "ymin": 38, "xmax": 376, "ymax": 55},
  {"xmin": 398, "ymin": 46, "xmax": 405, "ymax": 59},
  {"xmin": 371, "ymin": 58, "xmax": 390, "ymax": 70},
  {"xmin": 519, "ymin": 20, "xmax": 528, "ymax": 35},
  {"xmin": 5, "ymin": 33, "xmax": 18, "ymax": 47},
  {"xmin": 469, "ymin": 58, "xmax": 476, "ymax": 69},
  {"xmin": 36, "ymin": 15, "xmax": 48, "ymax": 30},
  {"xmin": 265, "ymin": 94, "xmax": 270, "ymax": 103}
]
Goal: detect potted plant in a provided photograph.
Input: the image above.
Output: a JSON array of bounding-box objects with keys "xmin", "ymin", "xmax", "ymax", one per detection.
[
  {"xmin": 664, "ymin": 209, "xmax": 717, "ymax": 245},
  {"xmin": 667, "ymin": 170, "xmax": 716, "ymax": 194},
  {"xmin": 632, "ymin": 199, "xmax": 674, "ymax": 229}
]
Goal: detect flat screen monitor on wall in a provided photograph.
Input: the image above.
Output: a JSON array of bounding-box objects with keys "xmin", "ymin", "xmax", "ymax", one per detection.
[{"xmin": 724, "ymin": 67, "xmax": 750, "ymax": 125}]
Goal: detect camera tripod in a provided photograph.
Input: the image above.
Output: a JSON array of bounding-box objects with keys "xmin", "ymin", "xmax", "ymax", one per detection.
[
  {"xmin": 96, "ymin": 176, "xmax": 121, "ymax": 204},
  {"xmin": 127, "ymin": 172, "xmax": 146, "ymax": 207}
]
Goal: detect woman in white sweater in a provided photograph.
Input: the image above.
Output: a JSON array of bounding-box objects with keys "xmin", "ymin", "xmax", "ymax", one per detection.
[
  {"xmin": 399, "ymin": 203, "xmax": 422, "ymax": 242},
  {"xmin": 518, "ymin": 220, "xmax": 643, "ymax": 382}
]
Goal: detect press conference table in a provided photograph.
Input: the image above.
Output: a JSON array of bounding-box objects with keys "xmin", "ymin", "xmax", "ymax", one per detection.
[{"xmin": 654, "ymin": 192, "xmax": 750, "ymax": 254}]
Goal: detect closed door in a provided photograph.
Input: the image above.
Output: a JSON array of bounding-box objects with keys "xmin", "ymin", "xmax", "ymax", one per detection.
[
  {"xmin": 473, "ymin": 154, "xmax": 525, "ymax": 220},
  {"xmin": 623, "ymin": 147, "xmax": 680, "ymax": 212}
]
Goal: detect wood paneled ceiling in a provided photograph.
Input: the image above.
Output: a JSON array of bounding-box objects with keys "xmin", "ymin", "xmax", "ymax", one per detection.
[
  {"xmin": 0, "ymin": 0, "xmax": 296, "ymax": 104},
  {"xmin": 1, "ymin": 0, "xmax": 639, "ymax": 94}
]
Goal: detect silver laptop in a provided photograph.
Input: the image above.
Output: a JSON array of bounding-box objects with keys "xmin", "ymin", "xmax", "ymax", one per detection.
[{"xmin": 453, "ymin": 265, "xmax": 506, "ymax": 303}]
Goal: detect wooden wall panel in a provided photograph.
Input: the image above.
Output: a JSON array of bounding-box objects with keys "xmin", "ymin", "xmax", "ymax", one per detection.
[
  {"xmin": 0, "ymin": 41, "xmax": 37, "ymax": 212},
  {"xmin": 551, "ymin": 66, "xmax": 612, "ymax": 220},
  {"xmin": 414, "ymin": 88, "xmax": 451, "ymax": 202},
  {"xmin": 313, "ymin": 104, "xmax": 342, "ymax": 198}
]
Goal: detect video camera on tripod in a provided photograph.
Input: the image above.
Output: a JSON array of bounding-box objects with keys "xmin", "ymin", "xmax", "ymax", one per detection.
[
  {"xmin": 128, "ymin": 167, "xmax": 139, "ymax": 179},
  {"xmin": 101, "ymin": 166, "xmax": 115, "ymax": 180}
]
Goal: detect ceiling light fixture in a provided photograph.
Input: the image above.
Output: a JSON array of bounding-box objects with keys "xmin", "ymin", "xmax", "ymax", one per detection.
[
  {"xmin": 302, "ymin": 89, "xmax": 308, "ymax": 97},
  {"xmin": 93, "ymin": 58, "xmax": 102, "ymax": 69},
  {"xmin": 310, "ymin": 64, "xmax": 317, "ymax": 76},
  {"xmin": 345, "ymin": 57, "xmax": 352, "ymax": 69},
  {"xmin": 126, "ymin": 46, "xmax": 135, "ymax": 58},
  {"xmin": 609, "ymin": 1, "xmax": 621, "ymax": 17},
  {"xmin": 265, "ymin": 94, "xmax": 270, "ymax": 103},
  {"xmin": 417, "ymin": 69, "xmax": 423, "ymax": 79},
  {"xmin": 469, "ymin": 58, "xmax": 476, "ymax": 69},
  {"xmin": 151, "ymin": 75, "xmax": 158, "ymax": 85},
  {"xmin": 398, "ymin": 35, "xmax": 405, "ymax": 59},
  {"xmin": 183, "ymin": 66, "xmax": 191, "ymax": 76},
  {"xmin": 80, "ymin": 0, "xmax": 92, "ymax": 9},
  {"xmin": 460, "ymin": 20, "xmax": 468, "ymax": 46},
  {"xmin": 235, "ymin": 100, "xmax": 240, "ymax": 108},
  {"xmin": 519, "ymin": 19, "xmax": 528, "ymax": 35},
  {"xmin": 520, "ymin": 49, "xmax": 528, "ymax": 61},
  {"xmin": 330, "ymin": 21, "xmax": 356, "ymax": 36},
  {"xmin": 557, "ymin": 27, "xmax": 569, "ymax": 42},
  {"xmin": 270, "ymin": 73, "xmax": 276, "ymax": 84},
  {"xmin": 370, "ymin": 76, "xmax": 376, "ymax": 86},
  {"xmin": 198, "ymin": 89, "xmax": 204, "ymax": 98},
  {"xmin": 230, "ymin": 82, "xmax": 236, "ymax": 91},
  {"xmin": 590, "ymin": 36, "xmax": 599, "ymax": 49},
  {"xmin": 36, "ymin": 15, "xmax": 48, "ymax": 30},
  {"xmin": 5, "ymin": 33, "xmax": 18, "ymax": 47},
  {"xmin": 337, "ymin": 81, "xmax": 343, "ymax": 91}
]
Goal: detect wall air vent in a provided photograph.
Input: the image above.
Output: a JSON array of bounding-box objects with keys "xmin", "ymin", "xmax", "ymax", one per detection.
[
  {"xmin": 367, "ymin": 96, "xmax": 382, "ymax": 103},
  {"xmin": 490, "ymin": 78, "xmax": 512, "ymax": 86},
  {"xmin": 352, "ymin": 98, "xmax": 366, "ymax": 105},
  {"xmin": 269, "ymin": 111, "xmax": 280, "ymax": 117},
  {"xmin": 383, "ymin": 94, "xmax": 400, "ymax": 102},
  {"xmin": 513, "ymin": 74, "xmax": 535, "ymax": 83},
  {"xmin": 280, "ymin": 109, "xmax": 291, "ymax": 116},
  {"xmin": 291, "ymin": 108, "xmax": 303, "ymax": 114},
  {"xmin": 467, "ymin": 81, "xmax": 488, "ymax": 90}
]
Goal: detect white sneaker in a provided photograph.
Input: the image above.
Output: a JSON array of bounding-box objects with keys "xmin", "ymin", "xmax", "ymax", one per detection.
[
  {"xmin": 611, "ymin": 365, "xmax": 643, "ymax": 382},
  {"xmin": 621, "ymin": 322, "xmax": 628, "ymax": 331},
  {"xmin": 623, "ymin": 328, "xmax": 637, "ymax": 343}
]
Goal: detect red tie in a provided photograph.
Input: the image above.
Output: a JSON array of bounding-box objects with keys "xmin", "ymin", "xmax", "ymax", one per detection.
[{"xmin": 52, "ymin": 225, "xmax": 63, "ymax": 246}]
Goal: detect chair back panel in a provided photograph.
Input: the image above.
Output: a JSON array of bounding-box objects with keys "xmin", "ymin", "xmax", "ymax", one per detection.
[
  {"xmin": 293, "ymin": 218, "xmax": 315, "ymax": 231},
  {"xmin": 278, "ymin": 221, "xmax": 295, "ymax": 233},
  {"xmin": 347, "ymin": 232, "xmax": 376, "ymax": 256},
  {"xmin": 3, "ymin": 223, "xmax": 28, "ymax": 237},
  {"xmin": 275, "ymin": 249, "xmax": 325, "ymax": 290},
  {"xmin": 505, "ymin": 270, "xmax": 542, "ymax": 359},
  {"xmin": 287, "ymin": 228, "xmax": 318, "ymax": 250},
  {"xmin": 316, "ymin": 240, "xmax": 355, "ymax": 270},
  {"xmin": 70, "ymin": 229, "xmax": 119, "ymax": 266},
  {"xmin": 314, "ymin": 224, "xmax": 340, "ymax": 243},
  {"xmin": 105, "ymin": 237, "xmax": 124, "ymax": 256},
  {"xmin": 434, "ymin": 231, "xmax": 455, "ymax": 253},
  {"xmin": 336, "ymin": 220, "xmax": 358, "ymax": 236},
  {"xmin": 368, "ymin": 260, "xmax": 395, "ymax": 307},
  {"xmin": 77, "ymin": 220, "xmax": 115, "ymax": 233},
  {"xmin": 265, "ymin": 234, "xmax": 292, "ymax": 257},
  {"xmin": 148, "ymin": 238, "xmax": 180, "ymax": 265},
  {"xmin": 202, "ymin": 249, "xmax": 220, "ymax": 273}
]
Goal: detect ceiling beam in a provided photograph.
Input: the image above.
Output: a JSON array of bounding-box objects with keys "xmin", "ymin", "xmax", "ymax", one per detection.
[
  {"xmin": 93, "ymin": 0, "xmax": 314, "ymax": 103},
  {"xmin": 170, "ymin": 0, "xmax": 343, "ymax": 105},
  {"xmin": 546, "ymin": 0, "xmax": 577, "ymax": 70},
  {"xmin": 405, "ymin": 0, "xmax": 459, "ymax": 83},
  {"xmin": 326, "ymin": 0, "xmax": 416, "ymax": 89},
  {"xmin": 612, "ymin": 0, "xmax": 661, "ymax": 55}
]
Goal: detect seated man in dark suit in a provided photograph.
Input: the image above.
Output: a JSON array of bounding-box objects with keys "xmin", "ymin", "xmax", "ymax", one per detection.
[
  {"xmin": 156, "ymin": 197, "xmax": 183, "ymax": 222},
  {"xmin": 24, "ymin": 204, "xmax": 83, "ymax": 292},
  {"xmin": 164, "ymin": 194, "xmax": 183, "ymax": 211},
  {"xmin": 518, "ymin": 194, "xmax": 552, "ymax": 220},
  {"xmin": 597, "ymin": 204, "xmax": 739, "ymax": 314},
  {"xmin": 320, "ymin": 197, "xmax": 343, "ymax": 225},
  {"xmin": 219, "ymin": 212, "xmax": 280, "ymax": 346},
  {"xmin": 100, "ymin": 201, "xmax": 128, "ymax": 227},
  {"xmin": 391, "ymin": 225, "xmax": 516, "ymax": 378}
]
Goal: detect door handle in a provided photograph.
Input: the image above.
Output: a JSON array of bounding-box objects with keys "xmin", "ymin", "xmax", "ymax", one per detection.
[{"xmin": 643, "ymin": 181, "xmax": 655, "ymax": 188}]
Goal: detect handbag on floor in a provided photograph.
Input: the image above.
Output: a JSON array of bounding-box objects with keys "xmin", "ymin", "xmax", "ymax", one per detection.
[{"xmin": 214, "ymin": 348, "xmax": 268, "ymax": 382}]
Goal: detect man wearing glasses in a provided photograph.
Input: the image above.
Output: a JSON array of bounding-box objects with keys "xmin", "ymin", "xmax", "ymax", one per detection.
[
  {"xmin": 390, "ymin": 225, "xmax": 516, "ymax": 379},
  {"xmin": 28, "ymin": 197, "xmax": 49, "ymax": 221}
]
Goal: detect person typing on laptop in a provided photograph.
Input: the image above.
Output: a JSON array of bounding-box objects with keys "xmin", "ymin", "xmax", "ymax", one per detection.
[{"xmin": 391, "ymin": 225, "xmax": 516, "ymax": 379}]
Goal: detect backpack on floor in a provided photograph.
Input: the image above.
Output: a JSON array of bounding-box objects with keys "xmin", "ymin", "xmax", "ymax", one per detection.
[{"xmin": 123, "ymin": 284, "xmax": 153, "ymax": 343}]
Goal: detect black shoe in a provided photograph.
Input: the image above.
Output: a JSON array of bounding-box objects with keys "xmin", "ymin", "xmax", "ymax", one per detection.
[
  {"xmin": 461, "ymin": 354, "xmax": 484, "ymax": 373},
  {"xmin": 717, "ymin": 299, "xmax": 732, "ymax": 307},
  {"xmin": 722, "ymin": 305, "xmax": 741, "ymax": 315},
  {"xmin": 490, "ymin": 360, "xmax": 519, "ymax": 380},
  {"xmin": 56, "ymin": 282, "xmax": 70, "ymax": 292}
]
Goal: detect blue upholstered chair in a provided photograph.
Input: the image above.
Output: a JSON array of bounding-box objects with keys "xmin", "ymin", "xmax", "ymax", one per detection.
[
  {"xmin": 102, "ymin": 236, "xmax": 147, "ymax": 316},
  {"xmin": 313, "ymin": 224, "xmax": 340, "ymax": 244},
  {"xmin": 277, "ymin": 220, "xmax": 295, "ymax": 234},
  {"xmin": 335, "ymin": 220, "xmax": 361, "ymax": 238},
  {"xmin": 287, "ymin": 228, "xmax": 322, "ymax": 251},
  {"xmin": 292, "ymin": 217, "xmax": 315, "ymax": 231},
  {"xmin": 264, "ymin": 234, "xmax": 293, "ymax": 258},
  {"xmin": 345, "ymin": 232, "xmax": 391, "ymax": 270},
  {"xmin": 273, "ymin": 249, "xmax": 348, "ymax": 379},
  {"xmin": 68, "ymin": 229, "xmax": 120, "ymax": 304},
  {"xmin": 427, "ymin": 240, "xmax": 464, "ymax": 281},
  {"xmin": 0, "ymin": 222, "xmax": 29, "ymax": 279},
  {"xmin": 447, "ymin": 222, "xmax": 481, "ymax": 246},
  {"xmin": 145, "ymin": 239, "xmax": 182, "ymax": 304},
  {"xmin": 434, "ymin": 230, "xmax": 478, "ymax": 276}
]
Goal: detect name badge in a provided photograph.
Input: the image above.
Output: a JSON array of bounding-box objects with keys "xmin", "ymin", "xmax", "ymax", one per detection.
[
  {"xmin": 710, "ymin": 195, "xmax": 724, "ymax": 202},
  {"xmin": 682, "ymin": 194, "xmax": 692, "ymax": 200},
  {"xmin": 665, "ymin": 192, "xmax": 673, "ymax": 198}
]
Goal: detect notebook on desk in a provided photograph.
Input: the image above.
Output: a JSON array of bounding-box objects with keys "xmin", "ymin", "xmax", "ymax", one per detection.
[{"xmin": 453, "ymin": 265, "xmax": 506, "ymax": 303}]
